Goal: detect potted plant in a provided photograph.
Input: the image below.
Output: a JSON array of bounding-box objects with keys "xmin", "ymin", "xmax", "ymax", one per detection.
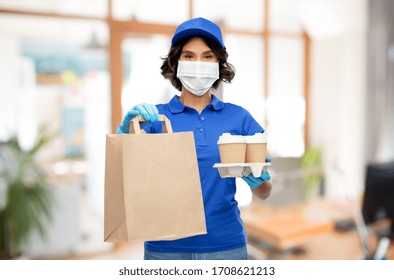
[
  {"xmin": 300, "ymin": 146, "xmax": 324, "ymax": 199},
  {"xmin": 0, "ymin": 128, "xmax": 55, "ymax": 259}
]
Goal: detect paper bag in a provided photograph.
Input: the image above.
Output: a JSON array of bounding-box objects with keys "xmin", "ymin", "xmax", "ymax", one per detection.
[{"xmin": 104, "ymin": 115, "xmax": 206, "ymax": 242}]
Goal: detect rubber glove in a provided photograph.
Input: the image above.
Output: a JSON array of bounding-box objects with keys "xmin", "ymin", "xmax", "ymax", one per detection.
[
  {"xmin": 242, "ymin": 157, "xmax": 271, "ymax": 189},
  {"xmin": 116, "ymin": 103, "xmax": 159, "ymax": 134}
]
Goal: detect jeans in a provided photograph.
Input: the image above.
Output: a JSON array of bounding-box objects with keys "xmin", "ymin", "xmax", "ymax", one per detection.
[{"xmin": 144, "ymin": 246, "xmax": 248, "ymax": 260}]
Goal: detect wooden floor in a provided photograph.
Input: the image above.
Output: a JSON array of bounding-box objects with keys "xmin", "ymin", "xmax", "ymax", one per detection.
[
  {"xmin": 56, "ymin": 242, "xmax": 144, "ymax": 260},
  {"xmin": 49, "ymin": 233, "xmax": 394, "ymax": 260},
  {"xmin": 62, "ymin": 242, "xmax": 269, "ymax": 260},
  {"xmin": 39, "ymin": 197, "xmax": 393, "ymax": 260}
]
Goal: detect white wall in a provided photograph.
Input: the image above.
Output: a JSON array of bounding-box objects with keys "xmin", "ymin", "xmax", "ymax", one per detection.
[{"xmin": 308, "ymin": 0, "xmax": 368, "ymax": 198}]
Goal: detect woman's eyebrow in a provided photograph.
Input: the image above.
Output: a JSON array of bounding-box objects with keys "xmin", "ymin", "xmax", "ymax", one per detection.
[
  {"xmin": 181, "ymin": 50, "xmax": 195, "ymax": 54},
  {"xmin": 181, "ymin": 49, "xmax": 213, "ymax": 54}
]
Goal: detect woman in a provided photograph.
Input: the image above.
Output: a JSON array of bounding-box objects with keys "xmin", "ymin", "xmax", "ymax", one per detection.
[{"xmin": 116, "ymin": 17, "xmax": 272, "ymax": 260}]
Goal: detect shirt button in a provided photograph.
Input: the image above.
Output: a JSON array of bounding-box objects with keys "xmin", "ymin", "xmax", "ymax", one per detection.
[
  {"xmin": 199, "ymin": 128, "xmax": 203, "ymax": 133},
  {"xmin": 200, "ymin": 117, "xmax": 205, "ymax": 121}
]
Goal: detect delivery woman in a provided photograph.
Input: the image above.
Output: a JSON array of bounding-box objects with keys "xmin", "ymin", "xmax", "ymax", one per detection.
[{"xmin": 116, "ymin": 17, "xmax": 272, "ymax": 260}]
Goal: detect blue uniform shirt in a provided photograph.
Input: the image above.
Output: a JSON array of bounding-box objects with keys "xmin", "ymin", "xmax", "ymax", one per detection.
[{"xmin": 144, "ymin": 94, "xmax": 264, "ymax": 253}]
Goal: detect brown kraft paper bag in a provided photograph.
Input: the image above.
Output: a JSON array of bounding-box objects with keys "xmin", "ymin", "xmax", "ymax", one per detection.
[{"xmin": 104, "ymin": 115, "xmax": 207, "ymax": 242}]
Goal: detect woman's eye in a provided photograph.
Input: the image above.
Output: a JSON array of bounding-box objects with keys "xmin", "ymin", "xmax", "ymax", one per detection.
[{"xmin": 184, "ymin": 54, "xmax": 193, "ymax": 59}]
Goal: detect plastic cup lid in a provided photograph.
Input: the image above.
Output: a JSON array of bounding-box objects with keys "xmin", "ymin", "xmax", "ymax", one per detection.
[
  {"xmin": 217, "ymin": 133, "xmax": 245, "ymax": 144},
  {"xmin": 244, "ymin": 133, "xmax": 267, "ymax": 143}
]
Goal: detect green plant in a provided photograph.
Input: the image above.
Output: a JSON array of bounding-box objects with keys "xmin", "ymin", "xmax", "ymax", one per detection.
[
  {"xmin": 300, "ymin": 146, "xmax": 324, "ymax": 198},
  {"xmin": 0, "ymin": 128, "xmax": 56, "ymax": 259}
]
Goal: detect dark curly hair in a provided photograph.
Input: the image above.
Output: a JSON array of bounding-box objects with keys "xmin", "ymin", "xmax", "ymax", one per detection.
[{"xmin": 160, "ymin": 36, "xmax": 236, "ymax": 91}]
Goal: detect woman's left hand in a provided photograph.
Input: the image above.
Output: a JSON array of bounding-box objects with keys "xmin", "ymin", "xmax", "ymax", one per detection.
[
  {"xmin": 242, "ymin": 172, "xmax": 271, "ymax": 189},
  {"xmin": 241, "ymin": 157, "xmax": 271, "ymax": 189}
]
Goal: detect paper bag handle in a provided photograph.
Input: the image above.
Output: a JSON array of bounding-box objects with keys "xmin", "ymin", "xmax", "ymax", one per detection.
[{"xmin": 129, "ymin": 114, "xmax": 173, "ymax": 135}]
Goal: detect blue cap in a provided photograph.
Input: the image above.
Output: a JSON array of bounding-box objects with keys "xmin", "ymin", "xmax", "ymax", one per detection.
[{"xmin": 171, "ymin": 17, "xmax": 225, "ymax": 49}]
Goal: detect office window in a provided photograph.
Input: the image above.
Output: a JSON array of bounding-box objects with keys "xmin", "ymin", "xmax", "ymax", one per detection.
[
  {"xmin": 193, "ymin": 0, "xmax": 264, "ymax": 32},
  {"xmin": 267, "ymin": 37, "xmax": 305, "ymax": 157},
  {"xmin": 0, "ymin": 0, "xmax": 107, "ymax": 17},
  {"xmin": 270, "ymin": 0, "xmax": 302, "ymax": 32},
  {"xmin": 269, "ymin": 38, "xmax": 304, "ymax": 98},
  {"xmin": 121, "ymin": 35, "xmax": 178, "ymax": 113},
  {"xmin": 112, "ymin": 0, "xmax": 189, "ymax": 24},
  {"xmin": 222, "ymin": 35, "xmax": 265, "ymax": 127},
  {"xmin": 0, "ymin": 14, "xmax": 110, "ymax": 219},
  {"xmin": 0, "ymin": 15, "xmax": 108, "ymax": 49}
]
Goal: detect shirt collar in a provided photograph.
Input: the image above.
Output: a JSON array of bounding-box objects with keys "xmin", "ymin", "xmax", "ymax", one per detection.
[
  {"xmin": 210, "ymin": 94, "xmax": 225, "ymax": 111},
  {"xmin": 168, "ymin": 94, "xmax": 224, "ymax": 114}
]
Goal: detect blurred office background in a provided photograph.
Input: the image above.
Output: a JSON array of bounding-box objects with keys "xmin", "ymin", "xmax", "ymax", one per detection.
[{"xmin": 0, "ymin": 0, "xmax": 393, "ymax": 260}]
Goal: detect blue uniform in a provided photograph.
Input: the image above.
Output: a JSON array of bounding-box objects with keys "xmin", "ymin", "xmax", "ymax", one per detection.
[{"xmin": 144, "ymin": 94, "xmax": 264, "ymax": 253}]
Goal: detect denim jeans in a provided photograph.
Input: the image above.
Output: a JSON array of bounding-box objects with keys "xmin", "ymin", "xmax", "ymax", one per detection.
[{"xmin": 144, "ymin": 246, "xmax": 248, "ymax": 260}]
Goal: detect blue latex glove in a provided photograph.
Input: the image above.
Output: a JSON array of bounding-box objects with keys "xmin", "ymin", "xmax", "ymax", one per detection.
[
  {"xmin": 242, "ymin": 157, "xmax": 271, "ymax": 189},
  {"xmin": 116, "ymin": 103, "xmax": 159, "ymax": 134}
]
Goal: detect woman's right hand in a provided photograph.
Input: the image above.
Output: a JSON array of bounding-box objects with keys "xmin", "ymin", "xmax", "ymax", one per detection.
[{"xmin": 116, "ymin": 103, "xmax": 159, "ymax": 134}]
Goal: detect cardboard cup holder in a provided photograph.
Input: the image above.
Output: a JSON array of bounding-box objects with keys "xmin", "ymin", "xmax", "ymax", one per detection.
[{"xmin": 213, "ymin": 162, "xmax": 271, "ymax": 178}]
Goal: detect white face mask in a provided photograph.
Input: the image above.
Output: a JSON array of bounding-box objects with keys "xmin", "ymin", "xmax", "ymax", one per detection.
[{"xmin": 176, "ymin": 61, "xmax": 219, "ymax": 96}]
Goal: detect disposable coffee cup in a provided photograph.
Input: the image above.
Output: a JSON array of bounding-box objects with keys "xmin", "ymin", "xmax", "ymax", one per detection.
[
  {"xmin": 244, "ymin": 133, "xmax": 267, "ymax": 163},
  {"xmin": 217, "ymin": 133, "xmax": 246, "ymax": 163}
]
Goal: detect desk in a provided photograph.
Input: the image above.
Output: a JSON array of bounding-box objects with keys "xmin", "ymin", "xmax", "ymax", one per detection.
[{"xmin": 241, "ymin": 198, "xmax": 394, "ymax": 260}]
